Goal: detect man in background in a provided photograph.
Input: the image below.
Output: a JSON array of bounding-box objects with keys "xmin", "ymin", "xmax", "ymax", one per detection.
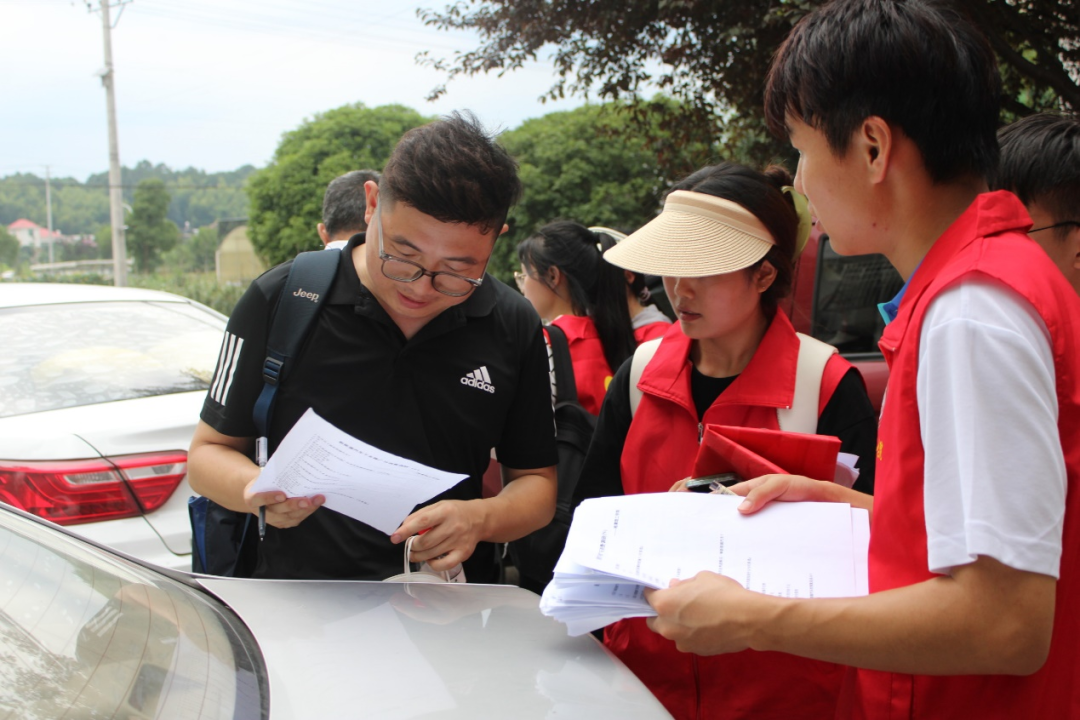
[
  {"xmin": 317, "ymin": 169, "xmax": 381, "ymax": 249},
  {"xmin": 993, "ymin": 113, "xmax": 1080, "ymax": 295}
]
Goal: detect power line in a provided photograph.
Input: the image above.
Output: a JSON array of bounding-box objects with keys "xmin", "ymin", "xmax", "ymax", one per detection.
[
  {"xmin": 131, "ymin": 1, "xmax": 469, "ymax": 55},
  {"xmin": 0, "ymin": 179, "xmax": 250, "ymax": 191}
]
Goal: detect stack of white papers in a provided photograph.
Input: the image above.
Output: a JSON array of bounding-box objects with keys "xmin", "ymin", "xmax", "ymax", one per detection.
[{"xmin": 540, "ymin": 492, "xmax": 870, "ymax": 636}]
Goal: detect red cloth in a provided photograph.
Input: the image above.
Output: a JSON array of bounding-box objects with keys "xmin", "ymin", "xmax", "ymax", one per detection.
[
  {"xmin": 613, "ymin": 310, "xmax": 854, "ymax": 720},
  {"xmin": 840, "ymin": 192, "xmax": 1080, "ymax": 718},
  {"xmin": 692, "ymin": 425, "xmax": 841, "ymax": 481},
  {"xmin": 550, "ymin": 315, "xmax": 614, "ymax": 415},
  {"xmin": 634, "ymin": 320, "xmax": 670, "ymax": 343}
]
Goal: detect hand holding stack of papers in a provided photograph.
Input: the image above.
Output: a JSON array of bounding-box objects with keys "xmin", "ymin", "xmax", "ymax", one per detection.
[{"xmin": 540, "ymin": 492, "xmax": 869, "ymax": 636}]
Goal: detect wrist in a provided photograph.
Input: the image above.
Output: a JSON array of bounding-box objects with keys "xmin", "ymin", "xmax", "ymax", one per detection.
[
  {"xmin": 747, "ymin": 593, "xmax": 791, "ymax": 653},
  {"xmin": 474, "ymin": 496, "xmax": 500, "ymax": 541}
]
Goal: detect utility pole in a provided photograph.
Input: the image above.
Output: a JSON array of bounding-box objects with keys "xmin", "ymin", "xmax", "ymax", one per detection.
[
  {"xmin": 92, "ymin": 0, "xmax": 131, "ymax": 286},
  {"xmin": 45, "ymin": 165, "xmax": 54, "ymax": 264}
]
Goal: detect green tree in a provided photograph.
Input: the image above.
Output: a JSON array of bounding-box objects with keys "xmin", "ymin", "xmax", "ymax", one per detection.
[
  {"xmin": 0, "ymin": 225, "xmax": 18, "ymax": 271},
  {"xmin": 420, "ymin": 0, "xmax": 1079, "ymax": 169},
  {"xmin": 247, "ymin": 103, "xmax": 433, "ymax": 265},
  {"xmin": 492, "ymin": 99, "xmax": 715, "ymax": 282},
  {"xmin": 126, "ymin": 178, "xmax": 180, "ymax": 273},
  {"xmin": 160, "ymin": 225, "xmax": 219, "ymax": 273},
  {"xmin": 1, "ymin": 164, "xmax": 253, "ymax": 237}
]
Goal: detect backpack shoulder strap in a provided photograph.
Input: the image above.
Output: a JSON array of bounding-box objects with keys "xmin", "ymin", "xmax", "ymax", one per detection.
[
  {"xmin": 252, "ymin": 249, "xmax": 341, "ymax": 439},
  {"xmin": 628, "ymin": 337, "xmax": 662, "ymax": 417},
  {"xmin": 777, "ymin": 332, "xmax": 838, "ymax": 434},
  {"xmin": 545, "ymin": 323, "xmax": 579, "ymax": 405}
]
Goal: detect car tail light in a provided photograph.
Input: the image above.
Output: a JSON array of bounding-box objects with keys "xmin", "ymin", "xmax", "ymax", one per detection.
[{"xmin": 0, "ymin": 452, "xmax": 187, "ymax": 525}]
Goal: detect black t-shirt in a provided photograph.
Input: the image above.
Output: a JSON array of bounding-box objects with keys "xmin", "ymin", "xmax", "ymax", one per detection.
[
  {"xmin": 201, "ymin": 236, "xmax": 558, "ymax": 582},
  {"xmin": 575, "ymin": 354, "xmax": 878, "ymax": 507}
]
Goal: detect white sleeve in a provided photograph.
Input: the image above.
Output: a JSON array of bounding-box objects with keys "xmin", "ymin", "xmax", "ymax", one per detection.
[{"xmin": 918, "ymin": 278, "xmax": 1065, "ymax": 578}]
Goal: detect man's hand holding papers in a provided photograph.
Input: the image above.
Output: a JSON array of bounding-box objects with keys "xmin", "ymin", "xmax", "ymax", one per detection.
[{"xmin": 540, "ymin": 493, "xmax": 869, "ymax": 637}]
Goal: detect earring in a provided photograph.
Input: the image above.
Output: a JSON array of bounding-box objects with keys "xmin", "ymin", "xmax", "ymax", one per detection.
[{"xmin": 638, "ymin": 287, "xmax": 651, "ymax": 302}]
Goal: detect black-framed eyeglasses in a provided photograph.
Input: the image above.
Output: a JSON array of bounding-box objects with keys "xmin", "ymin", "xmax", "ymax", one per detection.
[
  {"xmin": 375, "ymin": 203, "xmax": 486, "ymax": 298},
  {"xmin": 1030, "ymin": 221, "xmax": 1080, "ymax": 234}
]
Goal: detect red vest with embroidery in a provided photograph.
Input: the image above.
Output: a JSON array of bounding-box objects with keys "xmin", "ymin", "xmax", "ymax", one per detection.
[
  {"xmin": 840, "ymin": 192, "xmax": 1080, "ymax": 718},
  {"xmin": 614, "ymin": 311, "xmax": 854, "ymax": 720}
]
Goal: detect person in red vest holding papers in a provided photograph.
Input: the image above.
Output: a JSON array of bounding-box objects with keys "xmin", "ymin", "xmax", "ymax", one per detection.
[
  {"xmin": 572, "ymin": 161, "xmax": 878, "ymax": 720},
  {"xmin": 643, "ymin": 1, "xmax": 1080, "ymax": 719},
  {"xmin": 515, "ymin": 222, "xmax": 641, "ymax": 415}
]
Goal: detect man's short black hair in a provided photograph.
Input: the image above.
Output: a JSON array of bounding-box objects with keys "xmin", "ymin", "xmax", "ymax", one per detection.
[
  {"xmin": 380, "ymin": 111, "xmax": 522, "ymax": 235},
  {"xmin": 323, "ymin": 169, "xmax": 380, "ymax": 237},
  {"xmin": 993, "ymin": 113, "xmax": 1080, "ymax": 237},
  {"xmin": 765, "ymin": 0, "xmax": 1001, "ymax": 183}
]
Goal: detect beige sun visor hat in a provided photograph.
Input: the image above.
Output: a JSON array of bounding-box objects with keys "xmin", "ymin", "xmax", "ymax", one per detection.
[{"xmin": 603, "ymin": 190, "xmax": 775, "ymax": 278}]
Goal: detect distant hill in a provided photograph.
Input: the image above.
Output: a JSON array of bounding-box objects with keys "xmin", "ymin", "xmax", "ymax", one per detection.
[{"xmin": 0, "ymin": 161, "xmax": 256, "ymax": 236}]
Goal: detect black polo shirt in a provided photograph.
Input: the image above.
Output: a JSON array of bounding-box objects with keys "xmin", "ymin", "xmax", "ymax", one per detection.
[{"xmin": 201, "ymin": 235, "xmax": 558, "ymax": 582}]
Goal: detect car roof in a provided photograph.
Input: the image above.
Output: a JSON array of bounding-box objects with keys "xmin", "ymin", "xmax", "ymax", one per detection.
[{"xmin": 0, "ymin": 282, "xmax": 199, "ymax": 309}]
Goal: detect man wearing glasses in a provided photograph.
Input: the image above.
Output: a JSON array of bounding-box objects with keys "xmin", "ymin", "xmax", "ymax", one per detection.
[
  {"xmin": 189, "ymin": 113, "xmax": 558, "ymax": 583},
  {"xmin": 993, "ymin": 112, "xmax": 1080, "ymax": 296}
]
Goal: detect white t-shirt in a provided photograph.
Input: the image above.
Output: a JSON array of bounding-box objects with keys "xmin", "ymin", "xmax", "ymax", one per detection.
[{"xmin": 918, "ymin": 278, "xmax": 1065, "ymax": 578}]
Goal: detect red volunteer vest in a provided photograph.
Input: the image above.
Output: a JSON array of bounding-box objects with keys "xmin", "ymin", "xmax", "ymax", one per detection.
[
  {"xmin": 840, "ymin": 192, "xmax": 1080, "ymax": 718},
  {"xmin": 634, "ymin": 319, "xmax": 671, "ymax": 344},
  {"xmin": 551, "ymin": 314, "xmax": 614, "ymax": 415},
  {"xmin": 614, "ymin": 311, "xmax": 853, "ymax": 720}
]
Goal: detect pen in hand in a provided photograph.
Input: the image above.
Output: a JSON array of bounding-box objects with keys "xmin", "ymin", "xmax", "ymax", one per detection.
[{"xmin": 257, "ymin": 436, "xmax": 268, "ymax": 541}]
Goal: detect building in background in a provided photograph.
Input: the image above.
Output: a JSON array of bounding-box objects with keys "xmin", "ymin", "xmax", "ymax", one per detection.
[{"xmin": 215, "ymin": 218, "xmax": 265, "ymax": 285}]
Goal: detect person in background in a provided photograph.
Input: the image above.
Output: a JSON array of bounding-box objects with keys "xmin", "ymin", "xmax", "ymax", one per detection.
[
  {"xmin": 317, "ymin": 169, "xmax": 381, "ymax": 250},
  {"xmin": 188, "ymin": 113, "xmax": 558, "ymax": 584},
  {"xmin": 644, "ymin": 1, "xmax": 1080, "ymax": 718},
  {"xmin": 515, "ymin": 221, "xmax": 638, "ymax": 415},
  {"xmin": 588, "ymin": 226, "xmax": 672, "ymax": 342},
  {"xmin": 575, "ymin": 161, "xmax": 878, "ymax": 720},
  {"xmin": 992, "ymin": 113, "xmax": 1080, "ymax": 295}
]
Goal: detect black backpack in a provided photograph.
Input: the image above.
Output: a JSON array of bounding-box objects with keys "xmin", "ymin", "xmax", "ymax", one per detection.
[
  {"xmin": 508, "ymin": 323, "xmax": 597, "ymax": 594},
  {"xmin": 188, "ymin": 249, "xmax": 341, "ymax": 576}
]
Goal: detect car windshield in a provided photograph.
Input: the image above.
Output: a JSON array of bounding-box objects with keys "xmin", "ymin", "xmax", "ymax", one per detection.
[
  {"xmin": 0, "ymin": 300, "xmax": 224, "ymax": 418},
  {"xmin": 0, "ymin": 506, "xmax": 267, "ymax": 719}
]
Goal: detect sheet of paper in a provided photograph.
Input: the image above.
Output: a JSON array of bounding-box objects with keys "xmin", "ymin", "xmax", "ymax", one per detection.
[
  {"xmin": 834, "ymin": 452, "xmax": 862, "ymax": 488},
  {"xmin": 250, "ymin": 408, "xmax": 467, "ymax": 534},
  {"xmin": 541, "ymin": 492, "xmax": 868, "ymax": 636},
  {"xmin": 852, "ymin": 507, "xmax": 870, "ymax": 595}
]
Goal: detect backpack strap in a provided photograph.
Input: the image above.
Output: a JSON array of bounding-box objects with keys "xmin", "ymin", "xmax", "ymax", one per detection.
[
  {"xmin": 628, "ymin": 337, "xmax": 662, "ymax": 417},
  {"xmin": 252, "ymin": 249, "xmax": 341, "ymax": 442},
  {"xmin": 777, "ymin": 332, "xmax": 838, "ymax": 434},
  {"xmin": 545, "ymin": 323, "xmax": 579, "ymax": 405}
]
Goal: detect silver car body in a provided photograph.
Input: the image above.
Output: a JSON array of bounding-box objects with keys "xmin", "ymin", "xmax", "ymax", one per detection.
[{"xmin": 0, "ymin": 504, "xmax": 671, "ymax": 719}]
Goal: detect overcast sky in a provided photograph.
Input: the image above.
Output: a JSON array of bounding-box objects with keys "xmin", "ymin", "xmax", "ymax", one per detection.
[{"xmin": 2, "ymin": 0, "xmax": 586, "ymax": 181}]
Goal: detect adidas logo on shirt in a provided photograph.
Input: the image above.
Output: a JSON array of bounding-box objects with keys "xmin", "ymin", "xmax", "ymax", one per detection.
[{"xmin": 461, "ymin": 366, "xmax": 496, "ymax": 394}]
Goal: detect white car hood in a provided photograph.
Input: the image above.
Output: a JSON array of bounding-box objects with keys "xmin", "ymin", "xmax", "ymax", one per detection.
[{"xmin": 198, "ymin": 578, "xmax": 671, "ymax": 720}]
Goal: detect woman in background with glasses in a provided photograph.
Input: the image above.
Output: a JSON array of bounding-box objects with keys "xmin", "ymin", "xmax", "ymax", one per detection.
[{"xmin": 515, "ymin": 221, "xmax": 647, "ymax": 416}]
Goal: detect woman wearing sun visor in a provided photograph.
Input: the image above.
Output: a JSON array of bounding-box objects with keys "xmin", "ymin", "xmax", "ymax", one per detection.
[{"xmin": 571, "ymin": 162, "xmax": 878, "ymax": 720}]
